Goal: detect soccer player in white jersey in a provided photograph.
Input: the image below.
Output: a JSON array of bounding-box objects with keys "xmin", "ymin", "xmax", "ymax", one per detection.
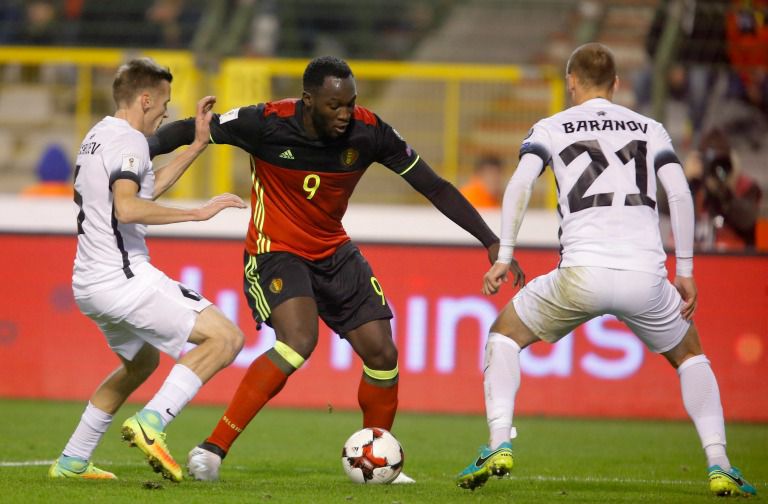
[
  {"xmin": 456, "ymin": 43, "xmax": 756, "ymax": 497},
  {"xmin": 49, "ymin": 58, "xmax": 247, "ymax": 482}
]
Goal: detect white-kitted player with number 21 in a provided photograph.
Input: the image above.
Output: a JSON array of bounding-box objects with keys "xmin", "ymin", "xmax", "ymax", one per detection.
[
  {"xmin": 456, "ymin": 43, "xmax": 756, "ymax": 498},
  {"xmin": 49, "ymin": 58, "xmax": 246, "ymax": 483}
]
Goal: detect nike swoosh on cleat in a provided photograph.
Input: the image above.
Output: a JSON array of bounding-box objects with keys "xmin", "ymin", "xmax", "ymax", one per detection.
[
  {"xmin": 715, "ymin": 470, "xmax": 744, "ymax": 486},
  {"xmin": 474, "ymin": 448, "xmax": 507, "ymax": 467},
  {"xmin": 137, "ymin": 422, "xmax": 155, "ymax": 445},
  {"xmin": 166, "ymin": 408, "xmax": 176, "ymax": 418}
]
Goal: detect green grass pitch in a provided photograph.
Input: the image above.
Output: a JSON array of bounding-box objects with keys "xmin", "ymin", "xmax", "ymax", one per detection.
[{"xmin": 0, "ymin": 398, "xmax": 764, "ymax": 503}]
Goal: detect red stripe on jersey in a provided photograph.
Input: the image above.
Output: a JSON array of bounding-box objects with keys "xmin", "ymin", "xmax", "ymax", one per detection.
[
  {"xmin": 246, "ymin": 156, "xmax": 365, "ymax": 261},
  {"xmin": 263, "ymin": 99, "xmax": 297, "ymax": 118},
  {"xmin": 354, "ymin": 106, "xmax": 377, "ymax": 126}
]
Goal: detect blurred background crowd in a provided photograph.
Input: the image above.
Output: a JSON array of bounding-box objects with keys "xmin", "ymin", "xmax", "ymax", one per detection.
[{"xmin": 0, "ymin": 0, "xmax": 766, "ymax": 251}]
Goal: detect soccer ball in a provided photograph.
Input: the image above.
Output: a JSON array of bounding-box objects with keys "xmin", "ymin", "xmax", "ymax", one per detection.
[{"xmin": 341, "ymin": 427, "xmax": 404, "ymax": 484}]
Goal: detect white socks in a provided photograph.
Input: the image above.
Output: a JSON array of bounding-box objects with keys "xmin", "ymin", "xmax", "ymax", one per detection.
[
  {"xmin": 145, "ymin": 364, "xmax": 203, "ymax": 426},
  {"xmin": 678, "ymin": 354, "xmax": 730, "ymax": 471},
  {"xmin": 62, "ymin": 402, "xmax": 113, "ymax": 461},
  {"xmin": 484, "ymin": 332, "xmax": 522, "ymax": 450}
]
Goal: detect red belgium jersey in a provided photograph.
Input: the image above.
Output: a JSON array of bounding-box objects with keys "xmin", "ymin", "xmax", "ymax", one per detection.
[{"xmin": 209, "ymin": 99, "xmax": 419, "ymax": 261}]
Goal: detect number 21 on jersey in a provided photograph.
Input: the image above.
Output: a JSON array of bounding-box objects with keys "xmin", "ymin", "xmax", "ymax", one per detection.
[{"xmin": 560, "ymin": 139, "xmax": 655, "ymax": 214}]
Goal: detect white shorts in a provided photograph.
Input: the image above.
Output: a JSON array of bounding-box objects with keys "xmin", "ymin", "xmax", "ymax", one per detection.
[
  {"xmin": 75, "ymin": 262, "xmax": 212, "ymax": 360},
  {"xmin": 512, "ymin": 266, "xmax": 690, "ymax": 353}
]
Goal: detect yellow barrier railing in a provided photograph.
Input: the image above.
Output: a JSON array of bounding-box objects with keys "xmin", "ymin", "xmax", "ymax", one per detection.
[
  {"xmin": 0, "ymin": 47, "xmax": 561, "ymax": 207},
  {"xmin": 0, "ymin": 47, "xmax": 200, "ymax": 198}
]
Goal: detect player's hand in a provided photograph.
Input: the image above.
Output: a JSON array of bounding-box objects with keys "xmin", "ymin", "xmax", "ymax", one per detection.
[
  {"xmin": 674, "ymin": 276, "xmax": 698, "ymax": 321},
  {"xmin": 507, "ymin": 258, "xmax": 525, "ymax": 288},
  {"xmin": 483, "ymin": 261, "xmax": 511, "ymax": 296},
  {"xmin": 487, "ymin": 242, "xmax": 500, "ymax": 264},
  {"xmin": 195, "ymin": 193, "xmax": 247, "ymax": 221},
  {"xmin": 193, "ymin": 95, "xmax": 217, "ymax": 147}
]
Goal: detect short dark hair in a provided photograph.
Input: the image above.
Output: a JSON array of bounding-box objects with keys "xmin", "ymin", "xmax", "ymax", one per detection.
[
  {"xmin": 112, "ymin": 57, "xmax": 173, "ymax": 106},
  {"xmin": 565, "ymin": 43, "xmax": 616, "ymax": 89},
  {"xmin": 302, "ymin": 56, "xmax": 353, "ymax": 92}
]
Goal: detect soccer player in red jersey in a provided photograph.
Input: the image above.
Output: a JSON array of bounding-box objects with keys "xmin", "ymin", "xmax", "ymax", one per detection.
[{"xmin": 149, "ymin": 56, "xmax": 514, "ymax": 483}]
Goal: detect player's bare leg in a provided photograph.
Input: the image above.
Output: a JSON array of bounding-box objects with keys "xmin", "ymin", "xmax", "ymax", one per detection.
[
  {"xmin": 662, "ymin": 324, "xmax": 756, "ymax": 497},
  {"xmin": 179, "ymin": 305, "xmax": 245, "ymax": 382},
  {"xmin": 457, "ymin": 300, "xmax": 538, "ymax": 490},
  {"xmin": 123, "ymin": 306, "xmax": 244, "ymax": 482},
  {"xmin": 346, "ymin": 318, "xmax": 413, "ymax": 483},
  {"xmin": 189, "ymin": 298, "xmax": 317, "ymax": 481}
]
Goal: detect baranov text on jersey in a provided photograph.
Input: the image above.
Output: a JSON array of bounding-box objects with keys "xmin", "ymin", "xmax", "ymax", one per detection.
[{"xmin": 562, "ymin": 120, "xmax": 649, "ymax": 134}]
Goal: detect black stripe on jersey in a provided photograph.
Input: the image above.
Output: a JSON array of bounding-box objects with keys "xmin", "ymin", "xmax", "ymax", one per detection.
[
  {"xmin": 519, "ymin": 142, "xmax": 551, "ymax": 165},
  {"xmin": 111, "ymin": 205, "xmax": 134, "ymax": 279},
  {"xmin": 653, "ymin": 150, "xmax": 680, "ymax": 173},
  {"xmin": 108, "ymin": 170, "xmax": 140, "ymax": 189},
  {"xmin": 73, "ymin": 164, "xmax": 85, "ymax": 235}
]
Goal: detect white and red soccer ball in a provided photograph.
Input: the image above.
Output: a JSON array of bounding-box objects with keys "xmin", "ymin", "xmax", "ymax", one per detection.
[{"xmin": 341, "ymin": 427, "xmax": 404, "ymax": 484}]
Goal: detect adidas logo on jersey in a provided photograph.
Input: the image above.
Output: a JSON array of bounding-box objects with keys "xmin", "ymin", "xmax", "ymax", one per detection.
[{"xmin": 279, "ymin": 149, "xmax": 294, "ymax": 159}]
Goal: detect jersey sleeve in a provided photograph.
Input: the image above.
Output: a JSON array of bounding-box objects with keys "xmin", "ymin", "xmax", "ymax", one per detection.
[
  {"xmin": 518, "ymin": 121, "xmax": 553, "ymax": 170},
  {"xmin": 497, "ymin": 153, "xmax": 543, "ymax": 263},
  {"xmin": 108, "ymin": 132, "xmax": 150, "ymax": 189},
  {"xmin": 209, "ymin": 104, "xmax": 265, "ymax": 153},
  {"xmin": 648, "ymin": 121, "xmax": 681, "ymax": 173},
  {"xmin": 373, "ymin": 116, "xmax": 421, "ymax": 176},
  {"xmin": 651, "ymin": 122, "xmax": 693, "ymax": 275}
]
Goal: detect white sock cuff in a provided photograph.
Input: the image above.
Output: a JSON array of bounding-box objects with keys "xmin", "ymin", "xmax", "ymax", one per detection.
[
  {"xmin": 488, "ymin": 332, "xmax": 521, "ymax": 353},
  {"xmin": 701, "ymin": 433, "xmax": 727, "ymax": 448},
  {"xmin": 167, "ymin": 364, "xmax": 203, "ymax": 397},
  {"xmin": 85, "ymin": 402, "xmax": 113, "ymax": 424},
  {"xmin": 677, "ymin": 354, "xmax": 710, "ymax": 375}
]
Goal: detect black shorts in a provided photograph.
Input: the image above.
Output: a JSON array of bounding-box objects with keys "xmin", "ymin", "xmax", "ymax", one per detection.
[{"xmin": 242, "ymin": 241, "xmax": 393, "ymax": 336}]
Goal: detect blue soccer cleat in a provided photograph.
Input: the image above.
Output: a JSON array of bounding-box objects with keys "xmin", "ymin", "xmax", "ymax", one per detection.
[
  {"xmin": 708, "ymin": 465, "xmax": 757, "ymax": 497},
  {"xmin": 456, "ymin": 441, "xmax": 514, "ymax": 490}
]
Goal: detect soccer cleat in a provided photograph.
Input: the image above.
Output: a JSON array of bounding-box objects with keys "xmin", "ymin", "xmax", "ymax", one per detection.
[
  {"xmin": 187, "ymin": 444, "xmax": 222, "ymax": 481},
  {"xmin": 456, "ymin": 441, "xmax": 514, "ymax": 490},
  {"xmin": 391, "ymin": 472, "xmax": 415, "ymax": 484},
  {"xmin": 708, "ymin": 465, "xmax": 757, "ymax": 497},
  {"xmin": 121, "ymin": 410, "xmax": 182, "ymax": 482},
  {"xmin": 48, "ymin": 455, "xmax": 117, "ymax": 480}
]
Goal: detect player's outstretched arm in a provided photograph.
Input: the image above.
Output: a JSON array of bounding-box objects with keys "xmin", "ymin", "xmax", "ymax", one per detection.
[
  {"xmin": 194, "ymin": 193, "xmax": 249, "ymax": 221},
  {"xmin": 485, "ymin": 153, "xmax": 540, "ymax": 295},
  {"xmin": 400, "ymin": 158, "xmax": 499, "ymax": 261},
  {"xmin": 113, "ymin": 179, "xmax": 246, "ymax": 225},
  {"xmin": 152, "ymin": 96, "xmax": 216, "ymax": 198},
  {"xmin": 147, "ymin": 119, "xmax": 195, "ymax": 158}
]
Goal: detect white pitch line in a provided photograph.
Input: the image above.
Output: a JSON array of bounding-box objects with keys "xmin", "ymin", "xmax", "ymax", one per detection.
[
  {"xmin": 508, "ymin": 475, "xmax": 766, "ymax": 486},
  {"xmin": 508, "ymin": 474, "xmax": 701, "ymax": 486},
  {"xmin": 0, "ymin": 460, "xmax": 144, "ymax": 468},
  {"xmin": 0, "ymin": 460, "xmax": 55, "ymax": 467}
]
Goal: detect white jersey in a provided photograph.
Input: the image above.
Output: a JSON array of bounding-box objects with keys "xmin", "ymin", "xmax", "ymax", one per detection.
[
  {"xmin": 72, "ymin": 116, "xmax": 155, "ymax": 296},
  {"xmin": 521, "ymin": 98, "xmax": 680, "ymax": 276}
]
